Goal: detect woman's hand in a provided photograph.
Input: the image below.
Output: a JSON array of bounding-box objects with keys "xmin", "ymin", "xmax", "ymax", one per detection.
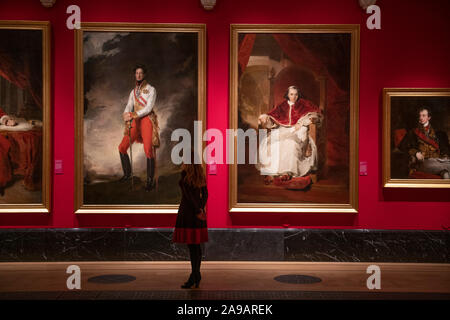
[
  {"xmin": 196, "ymin": 208, "xmax": 207, "ymax": 221},
  {"xmin": 294, "ymin": 123, "xmax": 301, "ymax": 131}
]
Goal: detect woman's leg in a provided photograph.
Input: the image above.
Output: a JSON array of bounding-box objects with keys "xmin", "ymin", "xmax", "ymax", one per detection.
[
  {"xmin": 190, "ymin": 244, "xmax": 202, "ymax": 285},
  {"xmin": 195, "ymin": 244, "xmax": 202, "ymax": 275},
  {"xmin": 188, "ymin": 244, "xmax": 202, "ymax": 274},
  {"xmin": 187, "ymin": 244, "xmax": 197, "ymax": 276},
  {"xmin": 181, "ymin": 244, "xmax": 198, "ymax": 288}
]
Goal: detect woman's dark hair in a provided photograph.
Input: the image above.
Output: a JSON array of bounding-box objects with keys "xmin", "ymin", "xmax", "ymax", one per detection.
[
  {"xmin": 418, "ymin": 107, "xmax": 432, "ymax": 118},
  {"xmin": 283, "ymin": 85, "xmax": 302, "ymax": 101},
  {"xmin": 182, "ymin": 151, "xmax": 206, "ymax": 188},
  {"xmin": 133, "ymin": 64, "xmax": 147, "ymax": 74}
]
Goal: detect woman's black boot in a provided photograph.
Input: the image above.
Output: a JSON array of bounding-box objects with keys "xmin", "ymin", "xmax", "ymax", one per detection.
[
  {"xmin": 181, "ymin": 273, "xmax": 195, "ymax": 289},
  {"xmin": 194, "ymin": 271, "xmax": 201, "ymax": 288}
]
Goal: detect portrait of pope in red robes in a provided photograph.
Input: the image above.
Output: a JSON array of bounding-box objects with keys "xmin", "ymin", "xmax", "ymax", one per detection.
[
  {"xmin": 257, "ymin": 85, "xmax": 323, "ymax": 188},
  {"xmin": 233, "ymin": 27, "xmax": 359, "ymax": 208}
]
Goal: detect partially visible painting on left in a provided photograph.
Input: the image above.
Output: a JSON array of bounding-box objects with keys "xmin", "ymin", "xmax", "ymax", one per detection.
[{"xmin": 0, "ymin": 21, "xmax": 51, "ymax": 212}]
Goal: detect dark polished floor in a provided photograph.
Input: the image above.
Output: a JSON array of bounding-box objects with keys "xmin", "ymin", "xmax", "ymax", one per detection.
[
  {"xmin": 0, "ymin": 261, "xmax": 449, "ymax": 300},
  {"xmin": 1, "ymin": 290, "xmax": 449, "ymax": 300}
]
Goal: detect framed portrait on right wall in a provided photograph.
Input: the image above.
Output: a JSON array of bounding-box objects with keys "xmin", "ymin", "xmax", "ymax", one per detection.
[{"xmin": 383, "ymin": 88, "xmax": 450, "ymax": 188}]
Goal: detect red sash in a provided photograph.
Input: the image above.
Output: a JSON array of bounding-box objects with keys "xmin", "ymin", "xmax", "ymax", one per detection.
[
  {"xmin": 133, "ymin": 88, "xmax": 147, "ymax": 108},
  {"xmin": 414, "ymin": 128, "xmax": 439, "ymax": 150}
]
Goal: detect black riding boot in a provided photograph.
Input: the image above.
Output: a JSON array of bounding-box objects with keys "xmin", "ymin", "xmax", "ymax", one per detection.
[
  {"xmin": 145, "ymin": 157, "xmax": 155, "ymax": 191},
  {"xmin": 119, "ymin": 152, "xmax": 131, "ymax": 182}
]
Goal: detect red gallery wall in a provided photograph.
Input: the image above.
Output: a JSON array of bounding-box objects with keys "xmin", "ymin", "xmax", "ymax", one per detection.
[{"xmin": 0, "ymin": 0, "xmax": 449, "ymax": 230}]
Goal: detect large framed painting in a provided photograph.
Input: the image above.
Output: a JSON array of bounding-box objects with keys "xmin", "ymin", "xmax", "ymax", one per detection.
[
  {"xmin": 383, "ymin": 88, "xmax": 450, "ymax": 188},
  {"xmin": 75, "ymin": 23, "xmax": 206, "ymax": 214},
  {"xmin": 0, "ymin": 21, "xmax": 51, "ymax": 213},
  {"xmin": 229, "ymin": 24, "xmax": 359, "ymax": 213}
]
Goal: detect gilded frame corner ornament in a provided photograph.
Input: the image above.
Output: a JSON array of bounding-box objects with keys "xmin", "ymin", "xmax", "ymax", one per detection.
[
  {"xmin": 229, "ymin": 24, "xmax": 360, "ymax": 213},
  {"xmin": 0, "ymin": 20, "xmax": 51, "ymax": 213},
  {"xmin": 383, "ymin": 88, "xmax": 450, "ymax": 189},
  {"xmin": 74, "ymin": 22, "xmax": 207, "ymax": 214}
]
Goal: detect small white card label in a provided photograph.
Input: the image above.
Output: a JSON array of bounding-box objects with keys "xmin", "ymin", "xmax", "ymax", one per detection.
[
  {"xmin": 55, "ymin": 160, "xmax": 63, "ymax": 174},
  {"xmin": 209, "ymin": 162, "xmax": 217, "ymax": 175},
  {"xmin": 360, "ymin": 161, "xmax": 368, "ymax": 176}
]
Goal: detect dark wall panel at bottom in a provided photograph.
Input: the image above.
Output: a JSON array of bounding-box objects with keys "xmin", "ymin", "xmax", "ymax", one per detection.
[{"xmin": 0, "ymin": 229, "xmax": 447, "ymax": 263}]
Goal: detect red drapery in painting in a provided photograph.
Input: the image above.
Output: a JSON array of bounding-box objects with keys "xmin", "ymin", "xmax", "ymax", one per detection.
[
  {"xmin": 238, "ymin": 33, "xmax": 351, "ymax": 168},
  {"xmin": 238, "ymin": 34, "xmax": 256, "ymax": 74},
  {"xmin": 0, "ymin": 28, "xmax": 43, "ymax": 110},
  {"xmin": 0, "ymin": 135, "xmax": 12, "ymax": 188},
  {"xmin": 0, "ymin": 53, "xmax": 42, "ymax": 109},
  {"xmin": 271, "ymin": 34, "xmax": 345, "ymax": 96},
  {"xmin": 0, "ymin": 131, "xmax": 42, "ymax": 191}
]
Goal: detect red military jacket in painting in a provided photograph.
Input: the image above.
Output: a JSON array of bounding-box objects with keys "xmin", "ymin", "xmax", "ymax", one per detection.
[{"xmin": 407, "ymin": 124, "xmax": 441, "ymax": 159}]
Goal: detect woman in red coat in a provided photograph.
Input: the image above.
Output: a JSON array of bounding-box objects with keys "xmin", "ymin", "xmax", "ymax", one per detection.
[{"xmin": 172, "ymin": 159, "xmax": 208, "ymax": 289}]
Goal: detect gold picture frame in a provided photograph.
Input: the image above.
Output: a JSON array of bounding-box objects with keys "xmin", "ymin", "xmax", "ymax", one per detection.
[
  {"xmin": 0, "ymin": 21, "xmax": 51, "ymax": 213},
  {"xmin": 74, "ymin": 23, "xmax": 206, "ymax": 214},
  {"xmin": 229, "ymin": 24, "xmax": 359, "ymax": 213},
  {"xmin": 383, "ymin": 88, "xmax": 450, "ymax": 188}
]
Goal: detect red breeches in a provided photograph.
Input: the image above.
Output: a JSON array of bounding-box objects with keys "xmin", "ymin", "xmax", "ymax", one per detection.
[{"xmin": 118, "ymin": 116, "xmax": 153, "ymax": 158}]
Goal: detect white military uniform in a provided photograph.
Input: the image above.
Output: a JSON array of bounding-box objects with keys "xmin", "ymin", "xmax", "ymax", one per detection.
[
  {"xmin": 123, "ymin": 80, "xmax": 156, "ymax": 119},
  {"xmin": 118, "ymin": 80, "xmax": 158, "ymax": 159}
]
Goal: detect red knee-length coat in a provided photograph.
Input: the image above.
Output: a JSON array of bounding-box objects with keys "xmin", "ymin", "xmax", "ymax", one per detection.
[{"xmin": 172, "ymin": 170, "xmax": 208, "ymax": 244}]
